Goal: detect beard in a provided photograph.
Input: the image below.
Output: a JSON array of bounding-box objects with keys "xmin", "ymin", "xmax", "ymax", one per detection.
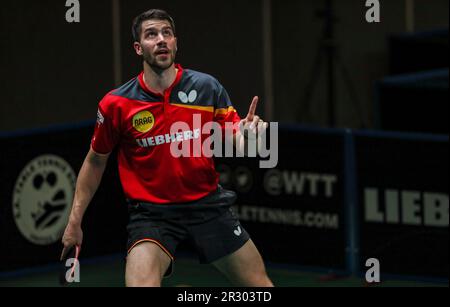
[{"xmin": 142, "ymin": 48, "xmax": 176, "ymax": 73}]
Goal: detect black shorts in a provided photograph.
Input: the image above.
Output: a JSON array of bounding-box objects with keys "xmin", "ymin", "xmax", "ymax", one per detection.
[{"xmin": 126, "ymin": 186, "xmax": 250, "ymax": 276}]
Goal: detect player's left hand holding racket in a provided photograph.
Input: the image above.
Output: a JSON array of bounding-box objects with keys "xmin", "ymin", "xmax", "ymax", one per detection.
[{"xmin": 59, "ymin": 222, "xmax": 83, "ymax": 286}]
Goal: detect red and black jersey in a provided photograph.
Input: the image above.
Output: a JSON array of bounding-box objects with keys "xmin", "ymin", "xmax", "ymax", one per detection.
[{"xmin": 91, "ymin": 64, "xmax": 241, "ymax": 204}]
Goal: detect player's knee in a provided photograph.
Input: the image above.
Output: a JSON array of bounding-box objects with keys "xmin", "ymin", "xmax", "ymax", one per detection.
[
  {"xmin": 126, "ymin": 274, "xmax": 162, "ymax": 287},
  {"xmin": 125, "ymin": 263, "xmax": 165, "ymax": 287}
]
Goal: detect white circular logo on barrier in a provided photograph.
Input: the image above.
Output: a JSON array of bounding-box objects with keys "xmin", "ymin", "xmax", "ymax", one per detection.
[{"xmin": 12, "ymin": 154, "xmax": 76, "ymax": 245}]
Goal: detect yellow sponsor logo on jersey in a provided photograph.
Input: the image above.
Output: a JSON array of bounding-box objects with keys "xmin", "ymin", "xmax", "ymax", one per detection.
[{"xmin": 132, "ymin": 110, "xmax": 155, "ymax": 133}]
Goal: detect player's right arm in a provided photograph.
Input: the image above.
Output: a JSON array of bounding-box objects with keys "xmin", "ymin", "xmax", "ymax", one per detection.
[
  {"xmin": 60, "ymin": 95, "xmax": 119, "ymax": 259},
  {"xmin": 60, "ymin": 147, "xmax": 110, "ymax": 259}
]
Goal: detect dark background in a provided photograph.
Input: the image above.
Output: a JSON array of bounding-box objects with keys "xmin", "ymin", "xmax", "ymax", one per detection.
[
  {"xmin": 1, "ymin": 0, "xmax": 448, "ymax": 132},
  {"xmin": 0, "ymin": 1, "xmax": 448, "ymax": 282}
]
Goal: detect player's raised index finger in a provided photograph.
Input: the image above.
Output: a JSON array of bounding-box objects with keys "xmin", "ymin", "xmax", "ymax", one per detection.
[{"xmin": 247, "ymin": 96, "xmax": 259, "ymax": 119}]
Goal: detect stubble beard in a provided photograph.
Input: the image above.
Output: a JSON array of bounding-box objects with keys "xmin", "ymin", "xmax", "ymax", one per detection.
[{"xmin": 143, "ymin": 50, "xmax": 175, "ymax": 74}]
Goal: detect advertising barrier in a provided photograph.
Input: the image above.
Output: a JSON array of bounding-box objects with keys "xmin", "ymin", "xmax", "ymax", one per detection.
[
  {"xmin": 354, "ymin": 131, "xmax": 448, "ymax": 279},
  {"xmin": 216, "ymin": 125, "xmax": 348, "ymax": 271},
  {"xmin": 0, "ymin": 123, "xmax": 128, "ymax": 272},
  {"xmin": 0, "ymin": 123, "xmax": 447, "ymax": 280}
]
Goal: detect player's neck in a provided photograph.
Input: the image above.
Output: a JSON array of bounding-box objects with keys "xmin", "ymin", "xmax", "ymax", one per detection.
[{"xmin": 143, "ymin": 63, "xmax": 177, "ymax": 95}]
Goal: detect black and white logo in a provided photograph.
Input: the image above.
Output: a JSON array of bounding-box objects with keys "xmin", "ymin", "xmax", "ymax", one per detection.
[
  {"xmin": 217, "ymin": 164, "xmax": 253, "ymax": 193},
  {"xmin": 12, "ymin": 154, "xmax": 76, "ymax": 245},
  {"xmin": 233, "ymin": 226, "xmax": 242, "ymax": 236},
  {"xmin": 178, "ymin": 90, "xmax": 197, "ymax": 104}
]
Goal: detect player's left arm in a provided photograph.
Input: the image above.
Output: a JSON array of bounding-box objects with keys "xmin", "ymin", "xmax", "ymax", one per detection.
[{"xmin": 234, "ymin": 96, "xmax": 269, "ymax": 155}]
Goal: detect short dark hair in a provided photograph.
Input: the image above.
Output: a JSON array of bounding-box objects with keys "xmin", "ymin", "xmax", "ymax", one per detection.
[{"xmin": 132, "ymin": 9, "xmax": 176, "ymax": 42}]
